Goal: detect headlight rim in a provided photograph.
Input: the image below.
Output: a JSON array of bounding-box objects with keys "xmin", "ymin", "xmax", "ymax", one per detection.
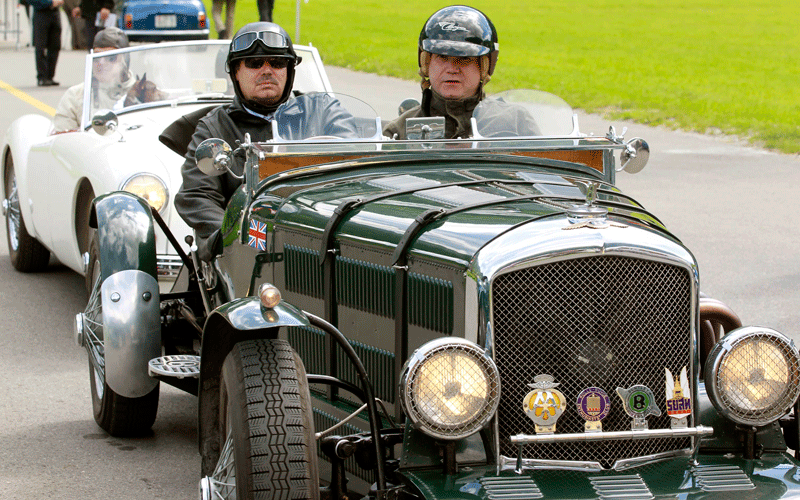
[
  {"xmin": 704, "ymin": 326, "xmax": 800, "ymax": 427},
  {"xmin": 399, "ymin": 337, "xmax": 501, "ymax": 441},
  {"xmin": 119, "ymin": 173, "xmax": 169, "ymax": 213}
]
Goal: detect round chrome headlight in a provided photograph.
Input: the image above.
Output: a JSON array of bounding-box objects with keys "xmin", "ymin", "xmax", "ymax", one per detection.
[
  {"xmin": 705, "ymin": 326, "xmax": 800, "ymax": 427},
  {"xmin": 399, "ymin": 337, "xmax": 500, "ymax": 440},
  {"xmin": 120, "ymin": 174, "xmax": 168, "ymax": 212}
]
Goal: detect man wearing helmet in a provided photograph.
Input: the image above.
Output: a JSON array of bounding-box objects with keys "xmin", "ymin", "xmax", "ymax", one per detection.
[
  {"xmin": 175, "ymin": 22, "xmax": 357, "ymax": 259},
  {"xmin": 383, "ymin": 5, "xmax": 538, "ymax": 139}
]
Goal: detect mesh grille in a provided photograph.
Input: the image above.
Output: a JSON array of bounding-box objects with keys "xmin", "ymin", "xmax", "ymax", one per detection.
[{"xmin": 492, "ymin": 255, "xmax": 692, "ymax": 468}]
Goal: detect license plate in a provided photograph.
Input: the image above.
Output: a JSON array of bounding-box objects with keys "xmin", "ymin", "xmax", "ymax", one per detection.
[{"xmin": 154, "ymin": 14, "xmax": 177, "ymax": 28}]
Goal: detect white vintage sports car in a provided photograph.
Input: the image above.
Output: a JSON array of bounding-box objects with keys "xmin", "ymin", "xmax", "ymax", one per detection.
[{"xmin": 2, "ymin": 40, "xmax": 333, "ymax": 289}]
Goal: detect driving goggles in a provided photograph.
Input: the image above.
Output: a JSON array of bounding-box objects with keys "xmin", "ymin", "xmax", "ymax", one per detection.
[{"xmin": 231, "ymin": 30, "xmax": 289, "ymax": 52}]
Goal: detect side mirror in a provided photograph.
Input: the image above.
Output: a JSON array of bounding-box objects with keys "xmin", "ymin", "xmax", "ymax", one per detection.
[
  {"xmin": 619, "ymin": 137, "xmax": 650, "ymax": 173},
  {"xmin": 91, "ymin": 109, "xmax": 118, "ymax": 136},
  {"xmin": 196, "ymin": 138, "xmax": 233, "ymax": 177},
  {"xmin": 398, "ymin": 98, "xmax": 420, "ymax": 116}
]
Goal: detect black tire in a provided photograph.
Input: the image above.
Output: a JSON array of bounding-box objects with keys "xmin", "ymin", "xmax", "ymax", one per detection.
[
  {"xmin": 85, "ymin": 236, "xmax": 100, "ymax": 295},
  {"xmin": 4, "ymin": 152, "xmax": 50, "ymax": 272},
  {"xmin": 212, "ymin": 339, "xmax": 319, "ymax": 500},
  {"xmin": 83, "ymin": 238, "xmax": 159, "ymax": 436}
]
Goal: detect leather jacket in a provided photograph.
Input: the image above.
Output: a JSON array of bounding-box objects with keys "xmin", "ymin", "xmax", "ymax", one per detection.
[
  {"xmin": 383, "ymin": 88, "xmax": 542, "ymax": 139},
  {"xmin": 174, "ymin": 93, "xmax": 359, "ymax": 256}
]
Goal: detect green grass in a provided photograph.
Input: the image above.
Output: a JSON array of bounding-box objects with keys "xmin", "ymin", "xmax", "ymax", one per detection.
[{"xmin": 204, "ymin": 0, "xmax": 800, "ymax": 153}]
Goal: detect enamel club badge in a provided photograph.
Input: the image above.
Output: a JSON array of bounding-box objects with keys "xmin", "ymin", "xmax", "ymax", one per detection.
[
  {"xmin": 616, "ymin": 385, "xmax": 661, "ymax": 430},
  {"xmin": 523, "ymin": 375, "xmax": 566, "ymax": 434},
  {"xmin": 576, "ymin": 387, "xmax": 610, "ymax": 432},
  {"xmin": 666, "ymin": 367, "xmax": 691, "ymax": 429}
]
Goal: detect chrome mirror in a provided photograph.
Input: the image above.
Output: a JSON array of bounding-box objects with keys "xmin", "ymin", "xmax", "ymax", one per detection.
[
  {"xmin": 196, "ymin": 138, "xmax": 233, "ymax": 177},
  {"xmin": 398, "ymin": 97, "xmax": 420, "ymax": 116},
  {"xmin": 619, "ymin": 137, "xmax": 650, "ymax": 173},
  {"xmin": 91, "ymin": 109, "xmax": 118, "ymax": 136}
]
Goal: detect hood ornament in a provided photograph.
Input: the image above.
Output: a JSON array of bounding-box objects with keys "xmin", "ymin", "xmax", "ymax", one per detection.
[{"xmin": 564, "ymin": 181, "xmax": 627, "ymax": 230}]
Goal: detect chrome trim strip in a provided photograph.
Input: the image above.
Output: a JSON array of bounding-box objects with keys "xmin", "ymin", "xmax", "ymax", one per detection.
[
  {"xmin": 510, "ymin": 425, "xmax": 713, "ymax": 445},
  {"xmin": 499, "ymin": 455, "xmax": 604, "ymax": 472},
  {"xmin": 612, "ymin": 449, "xmax": 692, "ymax": 471}
]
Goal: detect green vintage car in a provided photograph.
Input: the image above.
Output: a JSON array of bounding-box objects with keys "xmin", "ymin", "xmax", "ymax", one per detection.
[{"xmin": 75, "ymin": 91, "xmax": 800, "ymax": 500}]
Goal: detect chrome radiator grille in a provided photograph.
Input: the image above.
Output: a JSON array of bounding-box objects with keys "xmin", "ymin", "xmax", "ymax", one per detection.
[{"xmin": 492, "ymin": 255, "xmax": 692, "ymax": 468}]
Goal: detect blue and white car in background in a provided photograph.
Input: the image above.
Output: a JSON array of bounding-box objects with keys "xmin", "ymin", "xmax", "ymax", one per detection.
[{"xmin": 120, "ymin": 0, "xmax": 210, "ymax": 42}]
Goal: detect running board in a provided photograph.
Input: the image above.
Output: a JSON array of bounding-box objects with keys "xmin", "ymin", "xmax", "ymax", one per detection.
[{"xmin": 148, "ymin": 355, "xmax": 200, "ymax": 396}]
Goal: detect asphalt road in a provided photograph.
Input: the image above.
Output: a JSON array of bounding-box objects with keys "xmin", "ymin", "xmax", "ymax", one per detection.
[{"xmin": 1, "ymin": 44, "xmax": 799, "ymax": 500}]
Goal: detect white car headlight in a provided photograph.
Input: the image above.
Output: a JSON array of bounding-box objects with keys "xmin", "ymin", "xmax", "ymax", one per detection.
[
  {"xmin": 120, "ymin": 174, "xmax": 168, "ymax": 213},
  {"xmin": 400, "ymin": 337, "xmax": 500, "ymax": 440},
  {"xmin": 705, "ymin": 326, "xmax": 800, "ymax": 426}
]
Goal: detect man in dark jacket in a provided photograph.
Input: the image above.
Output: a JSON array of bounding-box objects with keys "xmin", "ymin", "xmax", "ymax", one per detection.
[
  {"xmin": 383, "ymin": 5, "xmax": 539, "ymax": 140},
  {"xmin": 30, "ymin": 0, "xmax": 64, "ymax": 86},
  {"xmin": 174, "ymin": 21, "xmax": 358, "ymax": 260},
  {"xmin": 71, "ymin": 0, "xmax": 114, "ymax": 52}
]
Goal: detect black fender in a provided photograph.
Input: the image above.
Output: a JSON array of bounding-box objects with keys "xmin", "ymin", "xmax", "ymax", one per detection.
[
  {"xmin": 197, "ymin": 297, "xmax": 310, "ymax": 474},
  {"xmin": 89, "ymin": 191, "xmax": 157, "ymax": 281}
]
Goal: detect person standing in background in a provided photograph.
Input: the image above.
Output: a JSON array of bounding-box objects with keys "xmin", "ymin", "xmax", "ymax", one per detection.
[
  {"xmin": 211, "ymin": 0, "xmax": 235, "ymax": 39},
  {"xmin": 257, "ymin": 0, "xmax": 273, "ymax": 22},
  {"xmin": 63, "ymin": 0, "xmax": 88, "ymax": 50},
  {"xmin": 71, "ymin": 0, "xmax": 114, "ymax": 51},
  {"xmin": 29, "ymin": 0, "xmax": 64, "ymax": 86}
]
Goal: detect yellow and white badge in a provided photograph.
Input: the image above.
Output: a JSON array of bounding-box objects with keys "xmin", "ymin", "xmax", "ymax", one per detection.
[{"xmin": 522, "ymin": 374, "xmax": 566, "ymax": 434}]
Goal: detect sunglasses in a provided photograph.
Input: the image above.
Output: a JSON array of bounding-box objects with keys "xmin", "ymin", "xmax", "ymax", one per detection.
[
  {"xmin": 242, "ymin": 57, "xmax": 291, "ymax": 70},
  {"xmin": 231, "ymin": 30, "xmax": 288, "ymax": 52},
  {"xmin": 94, "ymin": 54, "xmax": 118, "ymax": 63}
]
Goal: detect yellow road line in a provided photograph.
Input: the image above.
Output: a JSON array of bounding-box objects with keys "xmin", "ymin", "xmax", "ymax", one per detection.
[{"xmin": 0, "ymin": 79, "xmax": 56, "ymax": 116}]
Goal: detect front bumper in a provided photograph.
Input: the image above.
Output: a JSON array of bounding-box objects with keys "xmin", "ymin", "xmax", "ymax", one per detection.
[{"xmin": 400, "ymin": 452, "xmax": 800, "ymax": 499}]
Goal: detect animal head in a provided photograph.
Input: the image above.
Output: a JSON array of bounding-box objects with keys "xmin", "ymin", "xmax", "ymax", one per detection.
[{"xmin": 125, "ymin": 73, "xmax": 167, "ymax": 106}]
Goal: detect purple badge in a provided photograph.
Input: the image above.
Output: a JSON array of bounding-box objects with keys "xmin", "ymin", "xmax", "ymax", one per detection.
[{"xmin": 576, "ymin": 387, "xmax": 610, "ymax": 432}]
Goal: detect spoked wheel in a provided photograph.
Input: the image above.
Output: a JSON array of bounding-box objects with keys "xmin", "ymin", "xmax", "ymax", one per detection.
[
  {"xmin": 3, "ymin": 153, "xmax": 50, "ymax": 272},
  {"xmin": 81, "ymin": 239, "xmax": 159, "ymax": 436},
  {"xmin": 201, "ymin": 339, "xmax": 319, "ymax": 500}
]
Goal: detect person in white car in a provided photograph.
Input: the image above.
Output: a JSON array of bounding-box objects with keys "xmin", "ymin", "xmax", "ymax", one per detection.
[{"xmin": 53, "ymin": 27, "xmax": 133, "ymax": 132}]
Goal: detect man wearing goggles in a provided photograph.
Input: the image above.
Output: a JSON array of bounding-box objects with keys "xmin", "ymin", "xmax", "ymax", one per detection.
[{"xmin": 175, "ymin": 22, "xmax": 357, "ymax": 261}]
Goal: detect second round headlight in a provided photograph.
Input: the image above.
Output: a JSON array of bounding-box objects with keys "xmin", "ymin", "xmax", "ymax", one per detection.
[
  {"xmin": 400, "ymin": 337, "xmax": 500, "ymax": 440},
  {"xmin": 705, "ymin": 326, "xmax": 800, "ymax": 427},
  {"xmin": 121, "ymin": 174, "xmax": 168, "ymax": 212}
]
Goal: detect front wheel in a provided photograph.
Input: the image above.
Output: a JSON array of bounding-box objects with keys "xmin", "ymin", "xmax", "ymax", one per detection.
[
  {"xmin": 203, "ymin": 339, "xmax": 319, "ymax": 500},
  {"xmin": 82, "ymin": 248, "xmax": 159, "ymax": 436},
  {"xmin": 3, "ymin": 152, "xmax": 50, "ymax": 272}
]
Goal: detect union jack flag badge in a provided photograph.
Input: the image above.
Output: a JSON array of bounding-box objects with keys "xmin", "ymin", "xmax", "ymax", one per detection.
[{"xmin": 248, "ymin": 220, "xmax": 267, "ymax": 251}]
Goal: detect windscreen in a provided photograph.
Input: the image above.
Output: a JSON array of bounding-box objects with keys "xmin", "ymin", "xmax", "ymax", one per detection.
[
  {"xmin": 271, "ymin": 92, "xmax": 380, "ymax": 142},
  {"xmin": 81, "ymin": 43, "xmax": 332, "ymax": 129},
  {"xmin": 83, "ymin": 42, "xmax": 233, "ymax": 127},
  {"xmin": 473, "ymin": 89, "xmax": 577, "ymax": 138}
]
